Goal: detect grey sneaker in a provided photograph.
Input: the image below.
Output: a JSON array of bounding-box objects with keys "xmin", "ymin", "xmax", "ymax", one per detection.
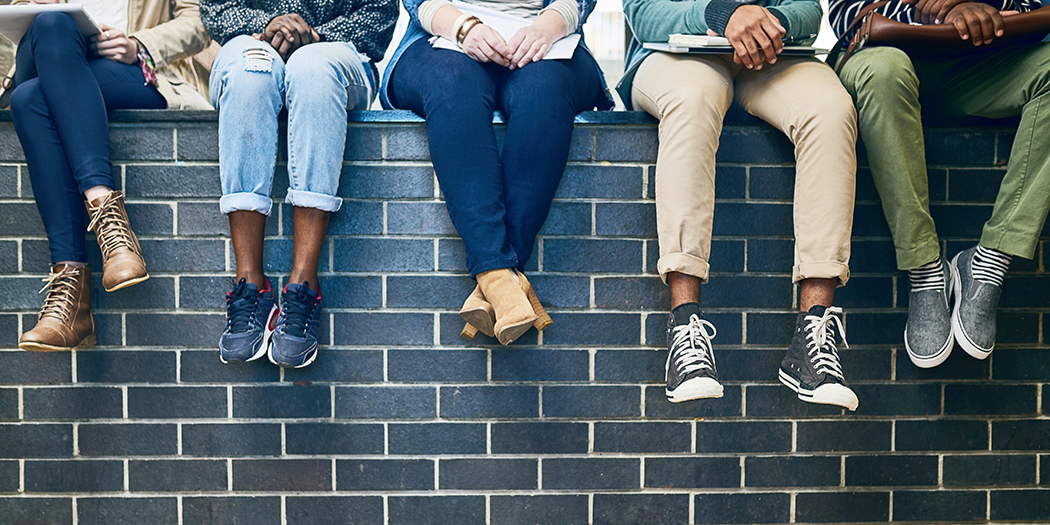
[
  {"xmin": 905, "ymin": 258, "xmax": 954, "ymax": 368},
  {"xmin": 951, "ymin": 246, "xmax": 1000, "ymax": 359},
  {"xmin": 779, "ymin": 305, "xmax": 858, "ymax": 411},
  {"xmin": 665, "ymin": 305, "xmax": 723, "ymax": 403}
]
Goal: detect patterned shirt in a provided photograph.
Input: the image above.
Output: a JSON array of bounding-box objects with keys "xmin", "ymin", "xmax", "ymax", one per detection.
[
  {"xmin": 200, "ymin": 0, "xmax": 398, "ymax": 63},
  {"xmin": 828, "ymin": 0, "xmax": 1042, "ymax": 38}
]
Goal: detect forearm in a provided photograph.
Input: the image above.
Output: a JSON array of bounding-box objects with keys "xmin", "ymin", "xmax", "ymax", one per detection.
[{"xmin": 623, "ymin": 0, "xmax": 712, "ymax": 42}]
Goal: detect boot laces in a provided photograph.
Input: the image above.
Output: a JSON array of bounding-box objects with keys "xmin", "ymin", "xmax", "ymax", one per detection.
[
  {"xmin": 87, "ymin": 192, "xmax": 136, "ymax": 259},
  {"xmin": 37, "ymin": 267, "xmax": 82, "ymax": 322},
  {"xmin": 804, "ymin": 307, "xmax": 848, "ymax": 381},
  {"xmin": 667, "ymin": 314, "xmax": 717, "ymax": 376},
  {"xmin": 225, "ymin": 279, "xmax": 261, "ymax": 332}
]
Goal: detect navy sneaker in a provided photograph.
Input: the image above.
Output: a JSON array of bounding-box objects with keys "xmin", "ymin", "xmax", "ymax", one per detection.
[
  {"xmin": 219, "ymin": 277, "xmax": 278, "ymax": 363},
  {"xmin": 779, "ymin": 305, "xmax": 859, "ymax": 411},
  {"xmin": 665, "ymin": 303, "xmax": 723, "ymax": 403},
  {"xmin": 269, "ymin": 281, "xmax": 322, "ymax": 368}
]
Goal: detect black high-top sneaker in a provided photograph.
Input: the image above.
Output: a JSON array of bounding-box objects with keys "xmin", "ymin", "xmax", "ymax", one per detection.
[
  {"xmin": 779, "ymin": 305, "xmax": 858, "ymax": 411},
  {"xmin": 665, "ymin": 303, "xmax": 722, "ymax": 403}
]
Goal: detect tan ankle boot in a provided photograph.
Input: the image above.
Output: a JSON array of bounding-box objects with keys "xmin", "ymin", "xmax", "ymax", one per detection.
[
  {"xmin": 476, "ymin": 268, "xmax": 537, "ymax": 345},
  {"xmin": 19, "ymin": 265, "xmax": 96, "ymax": 352},
  {"xmin": 460, "ymin": 274, "xmax": 553, "ymax": 340},
  {"xmin": 86, "ymin": 191, "xmax": 149, "ymax": 292}
]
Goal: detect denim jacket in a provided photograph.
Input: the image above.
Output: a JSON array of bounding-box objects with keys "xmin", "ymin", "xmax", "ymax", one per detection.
[{"xmin": 379, "ymin": 0, "xmax": 613, "ymax": 109}]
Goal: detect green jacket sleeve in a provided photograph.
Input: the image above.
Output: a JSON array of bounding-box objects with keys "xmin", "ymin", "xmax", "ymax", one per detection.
[{"xmin": 624, "ymin": 0, "xmax": 822, "ymax": 41}]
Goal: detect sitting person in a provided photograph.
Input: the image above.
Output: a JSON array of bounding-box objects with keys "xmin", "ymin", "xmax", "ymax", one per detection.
[
  {"xmin": 202, "ymin": 0, "xmax": 397, "ymax": 367},
  {"xmin": 830, "ymin": 0, "xmax": 1050, "ymax": 368},
  {"xmin": 381, "ymin": 0, "xmax": 613, "ymax": 345},
  {"xmin": 13, "ymin": 0, "xmax": 211, "ymax": 352},
  {"xmin": 620, "ymin": 0, "xmax": 861, "ymax": 409}
]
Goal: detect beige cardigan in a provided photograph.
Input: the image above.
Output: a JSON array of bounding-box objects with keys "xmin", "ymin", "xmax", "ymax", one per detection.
[{"xmin": 13, "ymin": 0, "xmax": 214, "ymax": 109}]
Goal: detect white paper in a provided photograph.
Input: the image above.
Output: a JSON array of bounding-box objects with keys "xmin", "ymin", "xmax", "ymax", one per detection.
[
  {"xmin": 429, "ymin": 0, "xmax": 581, "ymax": 60},
  {"xmin": 0, "ymin": 3, "xmax": 100, "ymax": 47}
]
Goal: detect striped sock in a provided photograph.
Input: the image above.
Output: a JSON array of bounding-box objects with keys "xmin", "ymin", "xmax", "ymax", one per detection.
[
  {"xmin": 908, "ymin": 259, "xmax": 944, "ymax": 293},
  {"xmin": 971, "ymin": 246, "xmax": 1011, "ymax": 287}
]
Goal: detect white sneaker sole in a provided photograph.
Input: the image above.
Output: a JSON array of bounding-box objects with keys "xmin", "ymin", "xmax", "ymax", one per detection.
[
  {"xmin": 666, "ymin": 376, "xmax": 723, "ymax": 403},
  {"xmin": 950, "ymin": 254, "xmax": 993, "ymax": 360},
  {"xmin": 219, "ymin": 304, "xmax": 279, "ymax": 364},
  {"xmin": 904, "ymin": 325, "xmax": 954, "ymax": 369},
  {"xmin": 779, "ymin": 369, "xmax": 859, "ymax": 411}
]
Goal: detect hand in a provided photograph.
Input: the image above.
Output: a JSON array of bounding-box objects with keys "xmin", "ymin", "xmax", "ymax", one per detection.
[
  {"xmin": 461, "ymin": 23, "xmax": 511, "ymax": 66},
  {"xmin": 90, "ymin": 24, "xmax": 139, "ymax": 64},
  {"xmin": 257, "ymin": 14, "xmax": 320, "ymax": 60},
  {"xmin": 944, "ymin": 2, "xmax": 1005, "ymax": 45},
  {"xmin": 903, "ymin": 0, "xmax": 970, "ymax": 24},
  {"xmin": 723, "ymin": 5, "xmax": 786, "ymax": 70},
  {"xmin": 506, "ymin": 11, "xmax": 564, "ymax": 69}
]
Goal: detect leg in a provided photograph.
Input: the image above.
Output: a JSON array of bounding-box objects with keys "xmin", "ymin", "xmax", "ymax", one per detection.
[{"xmin": 497, "ymin": 47, "xmax": 603, "ymax": 269}]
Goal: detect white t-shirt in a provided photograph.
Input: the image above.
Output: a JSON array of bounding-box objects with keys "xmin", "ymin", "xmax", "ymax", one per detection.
[{"xmin": 77, "ymin": 0, "xmax": 129, "ymax": 33}]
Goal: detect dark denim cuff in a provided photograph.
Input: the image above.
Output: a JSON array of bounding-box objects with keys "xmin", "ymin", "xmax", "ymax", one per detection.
[{"xmin": 704, "ymin": 0, "xmax": 756, "ymax": 35}]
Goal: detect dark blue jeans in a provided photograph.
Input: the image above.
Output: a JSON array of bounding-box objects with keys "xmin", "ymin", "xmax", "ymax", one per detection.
[
  {"xmin": 11, "ymin": 12, "xmax": 166, "ymax": 264},
  {"xmin": 388, "ymin": 39, "xmax": 604, "ymax": 277}
]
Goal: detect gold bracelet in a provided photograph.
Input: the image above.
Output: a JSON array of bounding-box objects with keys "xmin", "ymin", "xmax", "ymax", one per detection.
[{"xmin": 456, "ymin": 16, "xmax": 482, "ymax": 47}]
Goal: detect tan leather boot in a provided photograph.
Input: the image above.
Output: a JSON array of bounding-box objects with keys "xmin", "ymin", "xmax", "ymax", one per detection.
[
  {"xmin": 19, "ymin": 265, "xmax": 96, "ymax": 352},
  {"xmin": 460, "ymin": 274, "xmax": 553, "ymax": 340},
  {"xmin": 476, "ymin": 268, "xmax": 537, "ymax": 345},
  {"xmin": 86, "ymin": 191, "xmax": 149, "ymax": 291}
]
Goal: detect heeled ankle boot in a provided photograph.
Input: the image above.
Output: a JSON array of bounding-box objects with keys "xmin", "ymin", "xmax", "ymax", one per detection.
[
  {"xmin": 476, "ymin": 268, "xmax": 537, "ymax": 345},
  {"xmin": 517, "ymin": 272, "xmax": 553, "ymax": 331},
  {"xmin": 460, "ymin": 272, "xmax": 554, "ymax": 340},
  {"xmin": 19, "ymin": 265, "xmax": 96, "ymax": 352},
  {"xmin": 86, "ymin": 190, "xmax": 148, "ymax": 292}
]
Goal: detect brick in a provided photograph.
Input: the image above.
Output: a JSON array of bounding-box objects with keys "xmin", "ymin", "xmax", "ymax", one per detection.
[
  {"xmin": 437, "ymin": 238, "xmax": 468, "ymax": 272},
  {"xmin": 741, "ymin": 312, "xmax": 797, "ymax": 345},
  {"xmin": 136, "ymin": 239, "xmax": 226, "ymax": 272},
  {"xmin": 388, "ymin": 496, "xmax": 484, "ymax": 525},
  {"xmin": 992, "ymin": 348, "xmax": 1050, "ymax": 380},
  {"xmin": 943, "ymin": 454, "xmax": 1036, "ymax": 487},
  {"xmin": 543, "ymin": 238, "xmax": 643, "ymax": 273},
  {"xmin": 693, "ymin": 493, "xmax": 790, "ymax": 524},
  {"xmin": 845, "ymin": 455, "xmax": 938, "ymax": 486},
  {"xmin": 1043, "ymin": 455, "xmax": 1049, "ymax": 485},
  {"xmin": 711, "ymin": 202, "xmax": 792, "ymax": 237},
  {"xmin": 593, "ymin": 494, "xmax": 689, "ymax": 525},
  {"xmin": 92, "ymin": 276, "xmax": 175, "ymax": 309},
  {"xmin": 745, "ymin": 456, "xmax": 840, "ymax": 488},
  {"xmin": 542, "ymin": 313, "xmax": 640, "ymax": 346},
  {"xmin": 387, "ymin": 349, "xmax": 487, "ymax": 382},
  {"xmin": 0, "ymin": 276, "xmax": 47, "ymax": 309},
  {"xmin": 746, "ymin": 238, "xmax": 793, "ymax": 272},
  {"xmin": 797, "ymin": 421, "xmax": 892, "ymax": 452},
  {"xmin": 78, "ymin": 423, "xmax": 177, "ymax": 456},
  {"xmin": 0, "ymin": 166, "xmax": 16, "ymax": 198},
  {"xmin": 538, "ymin": 201, "xmax": 591, "ymax": 235},
  {"xmin": 594, "ymin": 422, "xmax": 690, "ymax": 453},
  {"xmin": 995, "ymin": 311, "xmax": 1041, "ymax": 344},
  {"xmin": 794, "ymin": 491, "xmax": 889, "ymax": 523},
  {"xmin": 77, "ymin": 497, "xmax": 177, "ymax": 525},
  {"xmin": 850, "ymin": 202, "xmax": 893, "ymax": 237},
  {"xmin": 383, "ymin": 124, "xmax": 429, "ymax": 160},
  {"xmin": 645, "ymin": 312, "xmax": 743, "ymax": 348},
  {"xmin": 125, "ymin": 314, "xmax": 224, "ymax": 347},
  {"xmin": 439, "ymin": 458, "xmax": 536, "ymax": 490},
  {"xmin": 174, "ymin": 201, "xmax": 228, "ymax": 236},
  {"xmin": 896, "ymin": 347, "xmax": 989, "ymax": 380},
  {"xmin": 180, "ymin": 350, "xmax": 281, "ymax": 383},
  {"xmin": 491, "ymin": 422, "xmax": 588, "ymax": 454},
  {"xmin": 336, "ymin": 459, "xmax": 434, "ymax": 491},
  {"xmin": 285, "ymin": 423, "xmax": 384, "ymax": 455},
  {"xmin": 0, "ymin": 498, "xmax": 73, "ymax": 524},
  {"xmin": 556, "ymin": 165, "xmax": 643, "ymax": 199},
  {"xmin": 697, "ymin": 421, "xmax": 792, "ymax": 453},
  {"xmin": 441, "ymin": 385, "xmax": 537, "ymax": 419},
  {"xmin": 129, "ymin": 459, "xmax": 228, "ymax": 492},
  {"xmin": 315, "ymin": 276, "xmax": 384, "ymax": 308},
  {"xmin": 993, "ymin": 420, "xmax": 1050, "ymax": 451},
  {"xmin": 331, "ymin": 238, "xmax": 433, "ymax": 272},
  {"xmin": 744, "ymin": 386, "xmax": 846, "ymax": 418},
  {"xmin": 748, "ymin": 166, "xmax": 799, "ymax": 199},
  {"xmin": 110, "ymin": 126, "xmax": 173, "ymax": 160},
  {"xmin": 335, "ymin": 386, "xmax": 435, "ymax": 419},
  {"xmin": 543, "ymin": 385, "xmax": 638, "ymax": 418},
  {"xmin": 284, "ymin": 349, "xmax": 385, "ymax": 383},
  {"xmin": 128, "ymin": 387, "xmax": 227, "ymax": 419},
  {"xmin": 77, "ymin": 350, "xmax": 177, "ymax": 382},
  {"xmin": 0, "ymin": 316, "xmax": 17, "ymax": 348},
  {"xmin": 124, "ymin": 202, "xmax": 174, "ymax": 235},
  {"xmin": 491, "ymin": 348, "xmax": 588, "ymax": 382},
  {"xmin": 233, "ymin": 385, "xmax": 330, "ymax": 419},
  {"xmin": 644, "ymin": 385, "xmax": 744, "ymax": 418},
  {"xmin": 125, "ymin": 165, "xmax": 221, "ymax": 197},
  {"xmin": 594, "ymin": 202, "xmax": 655, "ymax": 236},
  {"xmin": 386, "ymin": 275, "xmax": 474, "ymax": 308},
  {"xmin": 261, "ymin": 238, "xmax": 330, "ymax": 274},
  {"xmin": 593, "ymin": 276, "xmax": 669, "ymax": 310},
  {"xmin": 181, "ymin": 423, "xmax": 281, "ymax": 456},
  {"xmin": 926, "ymin": 129, "xmax": 996, "ymax": 165},
  {"xmin": 717, "ymin": 126, "xmax": 794, "ymax": 163},
  {"xmin": 896, "ymin": 420, "xmax": 989, "ymax": 451},
  {"xmin": 388, "ymin": 423, "xmax": 487, "ymax": 455},
  {"xmin": 233, "ymin": 459, "xmax": 331, "ymax": 491},
  {"xmin": 944, "ymin": 384, "xmax": 1037, "ymax": 416},
  {"xmin": 893, "ymin": 490, "xmax": 987, "ymax": 522},
  {"xmin": 0, "ymin": 424, "xmax": 72, "ymax": 457},
  {"xmin": 0, "ymin": 460, "xmax": 16, "ymax": 492},
  {"xmin": 542, "ymin": 458, "xmax": 639, "ymax": 490},
  {"xmin": 593, "ymin": 127, "xmax": 658, "ymax": 162},
  {"xmin": 174, "ymin": 275, "xmax": 230, "ymax": 309},
  {"xmin": 1000, "ymin": 275, "xmax": 1050, "ymax": 308},
  {"xmin": 337, "ymin": 165, "xmax": 435, "ymax": 199},
  {"xmin": 842, "ymin": 311, "xmax": 907, "ymax": 345},
  {"xmin": 645, "ymin": 457, "xmax": 739, "ymax": 489},
  {"xmin": 24, "ymin": 459, "xmax": 123, "ymax": 492},
  {"xmin": 990, "ymin": 489, "xmax": 1050, "ymax": 521},
  {"xmin": 386, "ymin": 201, "xmax": 456, "ymax": 235},
  {"xmin": 595, "ymin": 349, "xmax": 663, "ymax": 382},
  {"xmin": 182, "ymin": 497, "xmax": 281, "ymax": 525},
  {"xmin": 286, "ymin": 496, "xmax": 384, "ymax": 525},
  {"xmin": 175, "ymin": 126, "xmax": 218, "ymax": 160},
  {"xmin": 0, "ymin": 240, "xmax": 17, "ymax": 273},
  {"xmin": 332, "ymin": 313, "xmax": 434, "ymax": 346},
  {"xmin": 340, "ymin": 124, "xmax": 384, "ymax": 161},
  {"xmin": 849, "ymin": 383, "xmax": 942, "ymax": 417},
  {"xmin": 490, "ymin": 495, "xmax": 588, "ymax": 525},
  {"xmin": 22, "ymin": 386, "xmax": 122, "ymax": 420},
  {"xmin": 834, "ymin": 276, "xmax": 895, "ymax": 308}
]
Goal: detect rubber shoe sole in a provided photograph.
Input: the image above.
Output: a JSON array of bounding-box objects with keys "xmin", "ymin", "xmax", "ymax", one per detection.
[
  {"xmin": 268, "ymin": 343, "xmax": 318, "ymax": 369},
  {"xmin": 904, "ymin": 325, "xmax": 954, "ymax": 368},
  {"xmin": 666, "ymin": 376, "xmax": 723, "ymax": 403},
  {"xmin": 779, "ymin": 368, "xmax": 859, "ymax": 411},
  {"xmin": 19, "ymin": 333, "xmax": 97, "ymax": 352},
  {"xmin": 219, "ymin": 304, "xmax": 279, "ymax": 364},
  {"xmin": 950, "ymin": 254, "xmax": 993, "ymax": 360},
  {"xmin": 104, "ymin": 273, "xmax": 149, "ymax": 293}
]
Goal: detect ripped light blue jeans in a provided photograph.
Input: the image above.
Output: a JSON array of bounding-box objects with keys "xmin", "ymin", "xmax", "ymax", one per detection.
[{"xmin": 210, "ymin": 35, "xmax": 375, "ymax": 215}]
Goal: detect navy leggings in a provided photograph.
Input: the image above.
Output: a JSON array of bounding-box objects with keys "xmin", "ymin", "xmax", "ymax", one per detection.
[
  {"xmin": 11, "ymin": 12, "xmax": 166, "ymax": 264},
  {"xmin": 388, "ymin": 39, "xmax": 604, "ymax": 278}
]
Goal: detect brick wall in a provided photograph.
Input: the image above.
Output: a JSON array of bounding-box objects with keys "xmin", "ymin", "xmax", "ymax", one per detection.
[{"xmin": 0, "ymin": 109, "xmax": 1047, "ymax": 525}]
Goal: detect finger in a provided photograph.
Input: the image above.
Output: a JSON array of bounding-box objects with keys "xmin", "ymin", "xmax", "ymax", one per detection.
[
  {"xmin": 915, "ymin": 0, "xmax": 932, "ymax": 23},
  {"xmin": 764, "ymin": 11, "xmax": 786, "ymax": 35},
  {"xmin": 311, "ymin": 29, "xmax": 321, "ymax": 41},
  {"xmin": 519, "ymin": 39, "xmax": 543, "ymax": 67},
  {"xmin": 486, "ymin": 32, "xmax": 510, "ymax": 65},
  {"xmin": 761, "ymin": 18, "xmax": 784, "ymax": 56},
  {"xmin": 742, "ymin": 34, "xmax": 763, "ymax": 69},
  {"xmin": 510, "ymin": 35, "xmax": 533, "ymax": 66},
  {"xmin": 1001, "ymin": 10, "xmax": 1019, "ymax": 16},
  {"xmin": 474, "ymin": 39, "xmax": 495, "ymax": 63},
  {"xmin": 753, "ymin": 30, "xmax": 775, "ymax": 66},
  {"xmin": 952, "ymin": 15, "xmax": 969, "ymax": 40},
  {"xmin": 731, "ymin": 39, "xmax": 752, "ymax": 69},
  {"xmin": 990, "ymin": 10, "xmax": 1004, "ymax": 39},
  {"xmin": 278, "ymin": 37, "xmax": 292, "ymax": 57},
  {"xmin": 964, "ymin": 11, "xmax": 985, "ymax": 44},
  {"xmin": 270, "ymin": 32, "xmax": 285, "ymax": 53},
  {"xmin": 290, "ymin": 18, "xmax": 311, "ymax": 44}
]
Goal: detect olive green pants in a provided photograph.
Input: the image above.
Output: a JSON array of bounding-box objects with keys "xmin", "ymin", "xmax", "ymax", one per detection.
[{"xmin": 838, "ymin": 44, "xmax": 1050, "ymax": 270}]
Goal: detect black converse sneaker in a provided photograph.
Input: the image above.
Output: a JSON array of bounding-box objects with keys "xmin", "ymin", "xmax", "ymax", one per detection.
[
  {"xmin": 779, "ymin": 305, "xmax": 858, "ymax": 411},
  {"xmin": 665, "ymin": 303, "xmax": 723, "ymax": 403}
]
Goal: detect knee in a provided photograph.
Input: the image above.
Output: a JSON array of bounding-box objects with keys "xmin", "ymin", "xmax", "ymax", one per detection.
[
  {"xmin": 9, "ymin": 80, "xmax": 43, "ymax": 116},
  {"xmin": 218, "ymin": 44, "xmax": 284, "ymax": 96},
  {"xmin": 30, "ymin": 12, "xmax": 79, "ymax": 37},
  {"xmin": 655, "ymin": 85, "xmax": 728, "ymax": 127},
  {"xmin": 844, "ymin": 47, "xmax": 918, "ymax": 101}
]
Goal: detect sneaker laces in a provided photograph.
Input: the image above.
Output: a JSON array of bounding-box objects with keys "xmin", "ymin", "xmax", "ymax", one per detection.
[
  {"xmin": 667, "ymin": 314, "xmax": 717, "ymax": 376},
  {"xmin": 803, "ymin": 307, "xmax": 848, "ymax": 381},
  {"xmin": 225, "ymin": 279, "xmax": 260, "ymax": 332},
  {"xmin": 37, "ymin": 267, "xmax": 81, "ymax": 322},
  {"xmin": 280, "ymin": 284, "xmax": 320, "ymax": 338},
  {"xmin": 87, "ymin": 192, "xmax": 137, "ymax": 260},
  {"xmin": 908, "ymin": 259, "xmax": 944, "ymax": 293}
]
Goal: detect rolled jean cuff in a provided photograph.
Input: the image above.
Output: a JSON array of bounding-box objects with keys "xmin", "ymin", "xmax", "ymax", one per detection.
[
  {"xmin": 794, "ymin": 261, "xmax": 850, "ymax": 287},
  {"xmin": 658, "ymin": 253, "xmax": 711, "ymax": 285},
  {"xmin": 220, "ymin": 192, "xmax": 273, "ymax": 215},
  {"xmin": 980, "ymin": 227, "xmax": 1039, "ymax": 260},
  {"xmin": 470, "ymin": 257, "xmax": 520, "ymax": 280},
  {"xmin": 76, "ymin": 172, "xmax": 117, "ymax": 195},
  {"xmin": 285, "ymin": 188, "xmax": 343, "ymax": 212}
]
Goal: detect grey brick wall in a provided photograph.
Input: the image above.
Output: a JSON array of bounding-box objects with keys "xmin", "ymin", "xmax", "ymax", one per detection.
[{"xmin": 0, "ymin": 109, "xmax": 1047, "ymax": 524}]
